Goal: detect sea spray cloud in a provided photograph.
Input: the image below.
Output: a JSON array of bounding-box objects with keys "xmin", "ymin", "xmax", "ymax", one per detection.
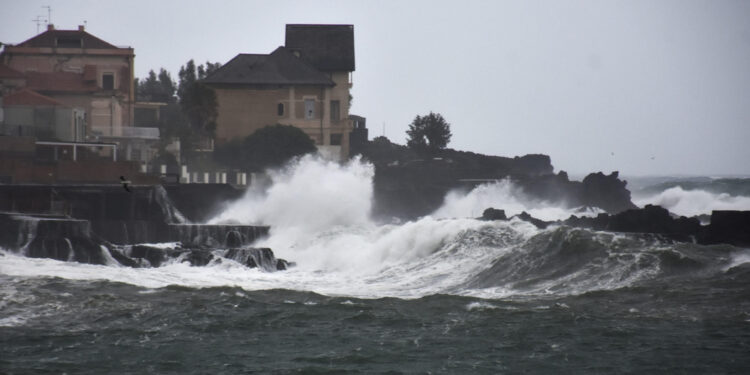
[
  {"xmin": 432, "ymin": 179, "xmax": 597, "ymax": 221},
  {"xmin": 635, "ymin": 186, "xmax": 750, "ymax": 217},
  {"xmin": 210, "ymin": 155, "xmax": 374, "ymax": 231},
  {"xmin": 207, "ymin": 156, "xmax": 515, "ymax": 281}
]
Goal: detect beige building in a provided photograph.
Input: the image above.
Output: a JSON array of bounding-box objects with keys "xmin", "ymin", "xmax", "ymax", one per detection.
[
  {"xmin": 1, "ymin": 24, "xmax": 135, "ymax": 139},
  {"xmin": 204, "ymin": 24, "xmax": 355, "ymax": 160}
]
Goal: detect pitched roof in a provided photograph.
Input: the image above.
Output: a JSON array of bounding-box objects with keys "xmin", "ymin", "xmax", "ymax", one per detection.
[
  {"xmin": 0, "ymin": 64, "xmax": 26, "ymax": 79},
  {"xmin": 202, "ymin": 47, "xmax": 334, "ymax": 86},
  {"xmin": 2, "ymin": 89, "xmax": 64, "ymax": 106},
  {"xmin": 14, "ymin": 28, "xmax": 120, "ymax": 49},
  {"xmin": 285, "ymin": 24, "xmax": 355, "ymax": 72},
  {"xmin": 25, "ymin": 71, "xmax": 98, "ymax": 93}
]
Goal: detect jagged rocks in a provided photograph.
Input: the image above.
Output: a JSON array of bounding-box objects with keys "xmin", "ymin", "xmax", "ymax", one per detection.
[
  {"xmin": 480, "ymin": 208, "xmax": 507, "ymax": 221},
  {"xmin": 580, "ymin": 172, "xmax": 637, "ymax": 214},
  {"xmin": 484, "ymin": 205, "xmax": 750, "ymax": 248},
  {"xmin": 112, "ymin": 244, "xmax": 292, "ymax": 271},
  {"xmin": 512, "ymin": 171, "xmax": 636, "ymax": 215},
  {"xmin": 515, "ymin": 212, "xmax": 552, "ymax": 229},
  {"xmin": 564, "ymin": 204, "xmax": 701, "ymax": 241}
]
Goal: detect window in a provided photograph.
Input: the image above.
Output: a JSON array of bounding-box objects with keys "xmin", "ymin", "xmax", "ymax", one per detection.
[
  {"xmin": 304, "ymin": 99, "xmax": 315, "ymax": 120},
  {"xmin": 330, "ymin": 100, "xmax": 340, "ymax": 122},
  {"xmin": 102, "ymin": 73, "xmax": 114, "ymax": 90},
  {"xmin": 277, "ymin": 103, "xmax": 285, "ymax": 116},
  {"xmin": 330, "ymin": 133, "xmax": 342, "ymax": 146}
]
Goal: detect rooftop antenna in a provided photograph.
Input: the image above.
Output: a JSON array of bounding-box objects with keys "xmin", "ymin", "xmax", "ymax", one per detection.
[
  {"xmin": 32, "ymin": 15, "xmax": 47, "ymax": 34},
  {"xmin": 382, "ymin": 122, "xmax": 386, "ymax": 137},
  {"xmin": 42, "ymin": 5, "xmax": 52, "ymax": 25}
]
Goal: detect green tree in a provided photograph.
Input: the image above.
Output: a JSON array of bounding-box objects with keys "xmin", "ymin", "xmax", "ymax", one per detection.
[
  {"xmin": 135, "ymin": 68, "xmax": 176, "ymax": 103},
  {"xmin": 214, "ymin": 124, "xmax": 316, "ymax": 171},
  {"xmin": 406, "ymin": 112, "xmax": 452, "ymax": 154},
  {"xmin": 178, "ymin": 60, "xmax": 219, "ymax": 139}
]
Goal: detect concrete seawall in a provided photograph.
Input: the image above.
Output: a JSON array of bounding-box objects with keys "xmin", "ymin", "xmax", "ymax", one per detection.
[{"xmin": 0, "ymin": 184, "xmax": 252, "ymax": 245}]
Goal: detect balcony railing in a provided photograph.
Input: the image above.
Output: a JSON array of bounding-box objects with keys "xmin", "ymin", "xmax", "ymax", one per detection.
[{"xmin": 90, "ymin": 126, "xmax": 160, "ymax": 139}]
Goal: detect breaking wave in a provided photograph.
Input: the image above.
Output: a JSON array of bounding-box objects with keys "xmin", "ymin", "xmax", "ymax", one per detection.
[
  {"xmin": 2, "ymin": 157, "xmax": 749, "ymax": 300},
  {"xmin": 634, "ymin": 186, "xmax": 750, "ymax": 217},
  {"xmin": 433, "ymin": 179, "xmax": 603, "ymax": 221}
]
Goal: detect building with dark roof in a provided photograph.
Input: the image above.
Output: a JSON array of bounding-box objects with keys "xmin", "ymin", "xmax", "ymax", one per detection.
[{"xmin": 204, "ymin": 24, "xmax": 356, "ymax": 160}]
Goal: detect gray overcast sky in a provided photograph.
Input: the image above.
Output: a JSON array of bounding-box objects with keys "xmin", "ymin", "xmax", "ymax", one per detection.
[{"xmin": 2, "ymin": 0, "xmax": 749, "ymax": 176}]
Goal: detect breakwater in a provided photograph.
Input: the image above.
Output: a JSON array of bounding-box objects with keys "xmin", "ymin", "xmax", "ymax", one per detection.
[{"xmin": 0, "ymin": 184, "xmax": 284, "ymax": 270}]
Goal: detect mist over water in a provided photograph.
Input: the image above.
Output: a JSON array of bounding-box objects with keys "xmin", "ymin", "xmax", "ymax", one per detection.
[
  {"xmin": 433, "ymin": 179, "xmax": 603, "ymax": 221},
  {"xmin": 634, "ymin": 186, "xmax": 750, "ymax": 217}
]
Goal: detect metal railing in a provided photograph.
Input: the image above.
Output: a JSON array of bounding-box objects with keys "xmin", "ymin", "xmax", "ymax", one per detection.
[{"xmin": 90, "ymin": 126, "xmax": 160, "ymax": 139}]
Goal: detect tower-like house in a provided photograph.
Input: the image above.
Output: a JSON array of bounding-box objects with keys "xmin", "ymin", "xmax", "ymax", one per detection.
[{"xmin": 204, "ymin": 24, "xmax": 355, "ymax": 160}]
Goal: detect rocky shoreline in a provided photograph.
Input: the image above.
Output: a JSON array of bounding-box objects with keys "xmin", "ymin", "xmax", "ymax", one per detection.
[
  {"xmin": 2, "ymin": 145, "xmax": 748, "ymax": 268},
  {"xmin": 361, "ymin": 140, "xmax": 636, "ymax": 219},
  {"xmin": 481, "ymin": 205, "xmax": 750, "ymax": 248}
]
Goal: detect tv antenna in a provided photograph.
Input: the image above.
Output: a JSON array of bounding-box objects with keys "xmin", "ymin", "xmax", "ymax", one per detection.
[
  {"xmin": 32, "ymin": 15, "xmax": 47, "ymax": 34},
  {"xmin": 42, "ymin": 5, "xmax": 52, "ymax": 25}
]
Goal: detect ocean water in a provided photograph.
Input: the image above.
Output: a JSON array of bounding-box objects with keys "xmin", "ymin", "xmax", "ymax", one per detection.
[{"xmin": 2, "ymin": 157, "xmax": 750, "ymax": 374}]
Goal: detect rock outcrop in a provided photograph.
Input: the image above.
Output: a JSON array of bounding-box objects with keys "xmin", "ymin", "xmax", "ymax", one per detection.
[
  {"xmin": 701, "ymin": 211, "xmax": 750, "ymax": 247},
  {"xmin": 564, "ymin": 204, "xmax": 701, "ymax": 242},
  {"xmin": 480, "ymin": 204, "xmax": 750, "ymax": 248},
  {"xmin": 110, "ymin": 244, "xmax": 291, "ymax": 270},
  {"xmin": 361, "ymin": 138, "xmax": 637, "ymax": 220}
]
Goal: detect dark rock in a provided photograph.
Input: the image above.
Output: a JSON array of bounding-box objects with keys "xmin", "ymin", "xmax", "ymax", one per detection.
[
  {"xmin": 168, "ymin": 224, "xmax": 269, "ymax": 248},
  {"xmin": 702, "ymin": 211, "xmax": 750, "ymax": 247},
  {"xmin": 481, "ymin": 208, "xmax": 507, "ymax": 221},
  {"xmin": 581, "ymin": 171, "xmax": 637, "ymax": 213},
  {"xmin": 186, "ymin": 250, "xmax": 215, "ymax": 266},
  {"xmin": 129, "ymin": 244, "xmax": 169, "ymax": 267},
  {"xmin": 108, "ymin": 248, "xmax": 139, "ymax": 267},
  {"xmin": 224, "ymin": 247, "xmax": 280, "ymax": 271},
  {"xmin": 363, "ymin": 138, "xmax": 559, "ymax": 220},
  {"xmin": 563, "ymin": 205, "xmax": 701, "ymax": 242},
  {"xmin": 607, "ymin": 205, "xmax": 700, "ymax": 237},
  {"xmin": 276, "ymin": 259, "xmax": 290, "ymax": 270},
  {"xmin": 514, "ymin": 211, "xmax": 552, "ymax": 229}
]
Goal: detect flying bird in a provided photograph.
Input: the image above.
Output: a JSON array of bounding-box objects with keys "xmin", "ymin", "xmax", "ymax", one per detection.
[{"xmin": 120, "ymin": 176, "xmax": 131, "ymax": 192}]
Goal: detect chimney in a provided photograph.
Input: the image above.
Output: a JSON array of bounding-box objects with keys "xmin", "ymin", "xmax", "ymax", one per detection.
[
  {"xmin": 47, "ymin": 24, "xmax": 54, "ymax": 31},
  {"xmin": 78, "ymin": 25, "xmax": 85, "ymax": 31}
]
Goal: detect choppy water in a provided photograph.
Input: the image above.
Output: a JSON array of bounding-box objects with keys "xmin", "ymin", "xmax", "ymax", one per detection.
[{"xmin": 2, "ymin": 158, "xmax": 750, "ymax": 373}]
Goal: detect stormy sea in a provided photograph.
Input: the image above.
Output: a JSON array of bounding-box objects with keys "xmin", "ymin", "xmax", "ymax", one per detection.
[{"xmin": 2, "ymin": 157, "xmax": 749, "ymax": 374}]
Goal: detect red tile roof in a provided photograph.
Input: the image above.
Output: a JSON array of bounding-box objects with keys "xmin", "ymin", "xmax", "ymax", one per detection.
[
  {"xmin": 0, "ymin": 64, "xmax": 26, "ymax": 79},
  {"xmin": 15, "ymin": 28, "xmax": 120, "ymax": 49},
  {"xmin": 25, "ymin": 71, "xmax": 98, "ymax": 93},
  {"xmin": 3, "ymin": 89, "xmax": 64, "ymax": 106}
]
